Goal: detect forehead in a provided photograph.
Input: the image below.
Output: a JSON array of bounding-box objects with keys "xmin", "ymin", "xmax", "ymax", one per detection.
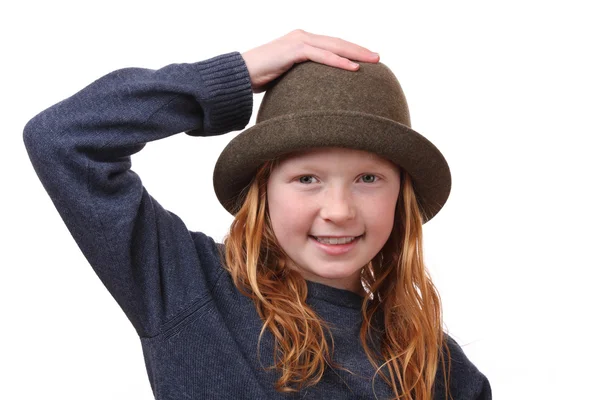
[{"xmin": 277, "ymin": 147, "xmax": 397, "ymax": 169}]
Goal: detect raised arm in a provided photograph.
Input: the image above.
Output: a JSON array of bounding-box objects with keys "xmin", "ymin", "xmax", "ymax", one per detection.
[{"xmin": 23, "ymin": 52, "xmax": 253, "ymax": 337}]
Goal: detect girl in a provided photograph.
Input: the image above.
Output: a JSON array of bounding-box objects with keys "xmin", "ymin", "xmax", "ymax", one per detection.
[{"xmin": 24, "ymin": 30, "xmax": 491, "ymax": 399}]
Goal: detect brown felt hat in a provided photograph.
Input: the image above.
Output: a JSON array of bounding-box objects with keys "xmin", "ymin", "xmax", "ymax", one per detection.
[{"xmin": 213, "ymin": 61, "xmax": 451, "ymax": 223}]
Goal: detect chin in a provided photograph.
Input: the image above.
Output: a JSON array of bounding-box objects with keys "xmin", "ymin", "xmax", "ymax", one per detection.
[{"xmin": 307, "ymin": 263, "xmax": 364, "ymax": 281}]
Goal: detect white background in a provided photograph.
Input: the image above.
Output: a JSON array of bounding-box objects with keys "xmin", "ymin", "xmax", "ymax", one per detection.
[{"xmin": 2, "ymin": 1, "xmax": 599, "ymax": 399}]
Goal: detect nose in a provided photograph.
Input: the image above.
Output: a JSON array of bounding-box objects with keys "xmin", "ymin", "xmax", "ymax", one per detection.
[{"xmin": 319, "ymin": 186, "xmax": 356, "ymax": 223}]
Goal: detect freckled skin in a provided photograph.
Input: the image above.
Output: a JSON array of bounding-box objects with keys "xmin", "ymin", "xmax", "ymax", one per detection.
[{"xmin": 266, "ymin": 147, "xmax": 401, "ymax": 294}]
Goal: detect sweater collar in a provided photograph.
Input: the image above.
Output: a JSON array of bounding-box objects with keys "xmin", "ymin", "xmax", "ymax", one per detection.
[{"xmin": 305, "ymin": 280, "xmax": 364, "ymax": 310}]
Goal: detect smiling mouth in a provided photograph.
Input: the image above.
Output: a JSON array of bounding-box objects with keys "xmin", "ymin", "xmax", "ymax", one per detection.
[{"xmin": 309, "ymin": 235, "xmax": 363, "ymax": 245}]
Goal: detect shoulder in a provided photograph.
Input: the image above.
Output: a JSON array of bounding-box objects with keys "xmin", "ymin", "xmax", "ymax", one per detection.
[{"xmin": 434, "ymin": 334, "xmax": 492, "ymax": 400}]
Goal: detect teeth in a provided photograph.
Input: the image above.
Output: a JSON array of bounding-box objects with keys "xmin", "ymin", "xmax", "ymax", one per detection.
[{"xmin": 314, "ymin": 236, "xmax": 357, "ymax": 245}]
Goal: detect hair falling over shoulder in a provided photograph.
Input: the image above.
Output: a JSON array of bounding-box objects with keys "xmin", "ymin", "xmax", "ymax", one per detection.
[{"xmin": 222, "ymin": 160, "xmax": 451, "ymax": 400}]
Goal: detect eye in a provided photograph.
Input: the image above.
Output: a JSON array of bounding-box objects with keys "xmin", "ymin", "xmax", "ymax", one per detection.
[
  {"xmin": 298, "ymin": 175, "xmax": 317, "ymax": 184},
  {"xmin": 360, "ymin": 174, "xmax": 378, "ymax": 183}
]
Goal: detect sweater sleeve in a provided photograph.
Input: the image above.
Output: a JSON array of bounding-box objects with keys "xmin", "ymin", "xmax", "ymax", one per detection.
[{"xmin": 22, "ymin": 52, "xmax": 253, "ymax": 338}]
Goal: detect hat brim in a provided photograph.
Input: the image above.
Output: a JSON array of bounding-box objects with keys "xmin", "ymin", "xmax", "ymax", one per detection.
[{"xmin": 213, "ymin": 110, "xmax": 451, "ymax": 223}]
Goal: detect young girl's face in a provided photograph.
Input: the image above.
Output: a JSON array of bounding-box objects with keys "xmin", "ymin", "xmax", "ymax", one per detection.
[{"xmin": 266, "ymin": 147, "xmax": 401, "ymax": 294}]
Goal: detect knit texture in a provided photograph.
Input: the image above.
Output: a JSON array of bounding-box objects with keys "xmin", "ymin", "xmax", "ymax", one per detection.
[{"xmin": 23, "ymin": 52, "xmax": 491, "ymax": 399}]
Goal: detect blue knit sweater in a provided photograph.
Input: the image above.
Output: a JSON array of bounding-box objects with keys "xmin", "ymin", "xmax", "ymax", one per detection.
[{"xmin": 23, "ymin": 52, "xmax": 491, "ymax": 399}]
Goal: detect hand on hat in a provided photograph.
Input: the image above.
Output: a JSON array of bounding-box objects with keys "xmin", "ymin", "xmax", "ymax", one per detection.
[{"xmin": 242, "ymin": 29, "xmax": 380, "ymax": 93}]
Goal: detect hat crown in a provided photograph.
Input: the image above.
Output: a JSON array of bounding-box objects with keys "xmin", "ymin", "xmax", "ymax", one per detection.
[{"xmin": 257, "ymin": 62, "xmax": 412, "ymax": 126}]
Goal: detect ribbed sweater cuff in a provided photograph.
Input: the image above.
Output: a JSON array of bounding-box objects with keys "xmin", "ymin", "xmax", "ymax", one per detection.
[{"xmin": 186, "ymin": 52, "xmax": 253, "ymax": 137}]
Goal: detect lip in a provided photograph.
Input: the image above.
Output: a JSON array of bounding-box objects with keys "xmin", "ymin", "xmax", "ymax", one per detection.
[{"xmin": 309, "ymin": 235, "xmax": 362, "ymax": 256}]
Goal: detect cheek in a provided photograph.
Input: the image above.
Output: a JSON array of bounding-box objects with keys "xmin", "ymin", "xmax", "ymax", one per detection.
[
  {"xmin": 363, "ymin": 196, "xmax": 398, "ymax": 237},
  {"xmin": 268, "ymin": 190, "xmax": 312, "ymax": 242}
]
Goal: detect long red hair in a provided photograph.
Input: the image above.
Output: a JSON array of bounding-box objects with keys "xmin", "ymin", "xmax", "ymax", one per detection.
[{"xmin": 222, "ymin": 157, "xmax": 450, "ymax": 399}]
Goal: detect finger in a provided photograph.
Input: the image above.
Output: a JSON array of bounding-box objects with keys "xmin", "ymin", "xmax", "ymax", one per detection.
[
  {"xmin": 299, "ymin": 45, "xmax": 363, "ymax": 71},
  {"xmin": 300, "ymin": 31, "xmax": 379, "ymax": 63}
]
